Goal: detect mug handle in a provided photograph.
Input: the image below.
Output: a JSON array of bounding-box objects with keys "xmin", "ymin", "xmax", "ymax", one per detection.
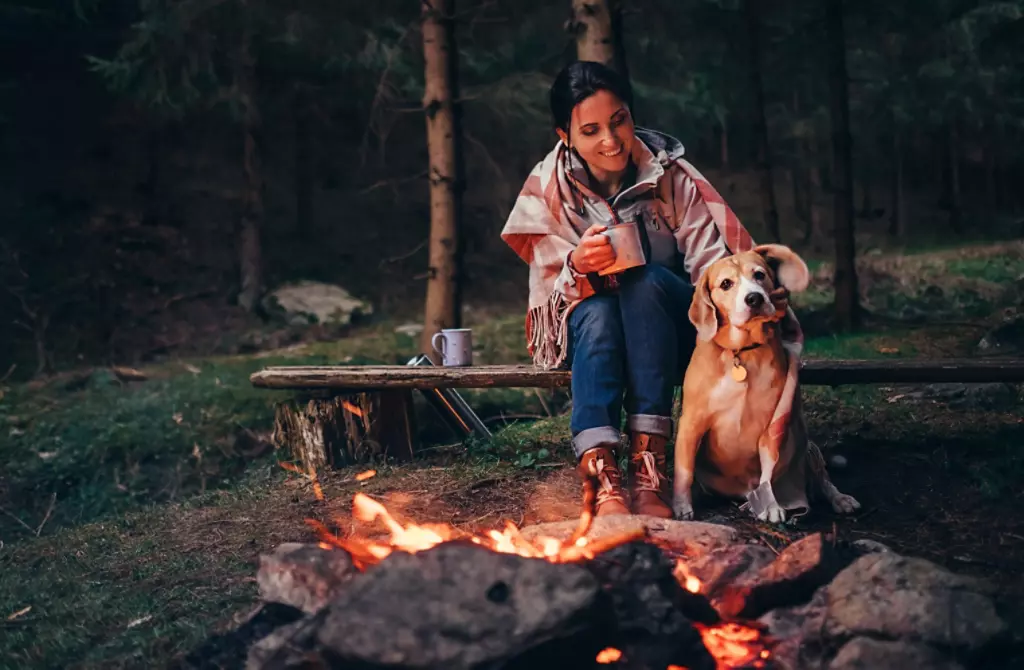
[{"xmin": 431, "ymin": 332, "xmax": 447, "ymax": 358}]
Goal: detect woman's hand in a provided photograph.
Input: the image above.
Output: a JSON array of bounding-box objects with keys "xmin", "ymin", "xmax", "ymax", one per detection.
[
  {"xmin": 570, "ymin": 224, "xmax": 617, "ymax": 274},
  {"xmin": 769, "ymin": 286, "xmax": 790, "ymax": 319}
]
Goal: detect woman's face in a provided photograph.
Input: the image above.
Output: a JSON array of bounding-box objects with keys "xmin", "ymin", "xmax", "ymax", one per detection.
[{"xmin": 557, "ymin": 89, "xmax": 635, "ymax": 180}]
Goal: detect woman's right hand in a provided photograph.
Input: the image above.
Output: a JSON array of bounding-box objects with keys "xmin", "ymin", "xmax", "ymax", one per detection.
[{"xmin": 570, "ymin": 224, "xmax": 617, "ymax": 274}]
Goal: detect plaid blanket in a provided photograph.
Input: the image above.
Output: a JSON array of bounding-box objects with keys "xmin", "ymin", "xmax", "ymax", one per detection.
[{"xmin": 501, "ymin": 130, "xmax": 809, "ymax": 511}]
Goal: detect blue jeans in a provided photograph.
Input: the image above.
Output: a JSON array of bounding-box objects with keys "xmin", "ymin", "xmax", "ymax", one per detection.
[{"xmin": 567, "ymin": 264, "xmax": 697, "ymax": 459}]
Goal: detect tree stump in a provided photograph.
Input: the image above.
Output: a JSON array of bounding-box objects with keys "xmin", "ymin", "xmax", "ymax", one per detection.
[{"xmin": 272, "ymin": 391, "xmax": 417, "ymax": 471}]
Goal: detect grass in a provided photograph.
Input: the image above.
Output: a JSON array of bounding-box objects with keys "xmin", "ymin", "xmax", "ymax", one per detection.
[{"xmin": 1, "ymin": 240, "xmax": 1023, "ymax": 668}]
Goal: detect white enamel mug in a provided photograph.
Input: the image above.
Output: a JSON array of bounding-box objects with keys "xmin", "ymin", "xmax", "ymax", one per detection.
[
  {"xmin": 597, "ymin": 222, "xmax": 646, "ymax": 276},
  {"xmin": 431, "ymin": 328, "xmax": 473, "ymax": 367}
]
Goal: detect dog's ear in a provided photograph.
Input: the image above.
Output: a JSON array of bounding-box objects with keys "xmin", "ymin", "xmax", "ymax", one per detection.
[
  {"xmin": 754, "ymin": 244, "xmax": 810, "ymax": 293},
  {"xmin": 688, "ymin": 270, "xmax": 719, "ymax": 341}
]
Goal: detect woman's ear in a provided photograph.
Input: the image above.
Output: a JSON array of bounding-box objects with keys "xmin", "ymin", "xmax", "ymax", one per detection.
[
  {"xmin": 753, "ymin": 244, "xmax": 810, "ymax": 293},
  {"xmin": 556, "ymin": 127, "xmax": 568, "ymax": 146},
  {"xmin": 688, "ymin": 271, "xmax": 719, "ymax": 341}
]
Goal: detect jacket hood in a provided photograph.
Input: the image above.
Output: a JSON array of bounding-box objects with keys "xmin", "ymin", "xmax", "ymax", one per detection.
[{"xmin": 635, "ymin": 127, "xmax": 686, "ymax": 164}]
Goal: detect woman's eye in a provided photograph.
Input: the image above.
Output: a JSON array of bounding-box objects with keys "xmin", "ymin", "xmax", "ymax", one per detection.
[
  {"xmin": 753, "ymin": 270, "xmax": 766, "ymax": 281},
  {"xmin": 720, "ymin": 279, "xmax": 733, "ymax": 291},
  {"xmin": 581, "ymin": 128, "xmax": 598, "ymax": 136}
]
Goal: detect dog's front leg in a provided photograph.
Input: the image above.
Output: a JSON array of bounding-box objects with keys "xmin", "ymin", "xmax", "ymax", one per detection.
[
  {"xmin": 748, "ymin": 438, "xmax": 786, "ymax": 524},
  {"xmin": 672, "ymin": 412, "xmax": 705, "ymax": 520}
]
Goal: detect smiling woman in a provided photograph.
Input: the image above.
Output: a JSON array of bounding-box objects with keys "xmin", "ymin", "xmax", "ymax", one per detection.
[{"xmin": 500, "ymin": 61, "xmax": 782, "ymax": 521}]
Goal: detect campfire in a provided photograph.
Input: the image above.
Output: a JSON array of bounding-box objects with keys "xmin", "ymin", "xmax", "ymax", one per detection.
[
  {"xmin": 281, "ymin": 467, "xmax": 773, "ymax": 670},
  {"xmin": 182, "ymin": 465, "xmax": 1011, "ymax": 670}
]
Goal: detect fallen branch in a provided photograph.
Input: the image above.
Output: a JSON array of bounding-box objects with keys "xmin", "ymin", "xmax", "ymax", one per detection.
[
  {"xmin": 0, "ymin": 505, "xmax": 35, "ymax": 535},
  {"xmin": 35, "ymin": 493, "xmax": 56, "ymax": 536}
]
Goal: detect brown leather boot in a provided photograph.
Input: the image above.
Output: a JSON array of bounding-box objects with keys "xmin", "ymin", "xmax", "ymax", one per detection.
[
  {"xmin": 628, "ymin": 433, "xmax": 673, "ymax": 518},
  {"xmin": 577, "ymin": 447, "xmax": 630, "ymax": 516}
]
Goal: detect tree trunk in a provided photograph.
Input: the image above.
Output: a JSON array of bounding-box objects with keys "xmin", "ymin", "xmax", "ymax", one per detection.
[
  {"xmin": 236, "ymin": 6, "xmax": 263, "ymax": 312},
  {"xmin": 791, "ymin": 91, "xmax": 811, "ymax": 230},
  {"xmin": 569, "ymin": 0, "xmax": 627, "ymax": 75},
  {"xmin": 718, "ymin": 113, "xmax": 730, "ymax": 169},
  {"xmin": 273, "ymin": 391, "xmax": 417, "ymax": 471},
  {"xmin": 744, "ymin": 0, "xmax": 781, "ymax": 243},
  {"xmin": 889, "ymin": 126, "xmax": 904, "ymax": 238},
  {"xmin": 985, "ymin": 133, "xmax": 997, "ymax": 209},
  {"xmin": 294, "ymin": 85, "xmax": 314, "ymax": 236},
  {"xmin": 825, "ymin": 0, "xmax": 859, "ymax": 331},
  {"xmin": 420, "ymin": 0, "xmax": 464, "ymax": 359},
  {"xmin": 948, "ymin": 121, "xmax": 962, "ymax": 234},
  {"xmin": 808, "ymin": 159, "xmax": 824, "ymax": 249}
]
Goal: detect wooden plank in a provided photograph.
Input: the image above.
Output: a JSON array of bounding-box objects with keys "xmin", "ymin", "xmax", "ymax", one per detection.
[{"xmin": 251, "ymin": 359, "xmax": 1024, "ymax": 390}]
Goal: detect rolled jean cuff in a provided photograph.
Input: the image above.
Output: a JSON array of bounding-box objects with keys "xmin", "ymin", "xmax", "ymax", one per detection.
[
  {"xmin": 627, "ymin": 414, "xmax": 672, "ymax": 438},
  {"xmin": 572, "ymin": 427, "xmax": 621, "ymax": 459}
]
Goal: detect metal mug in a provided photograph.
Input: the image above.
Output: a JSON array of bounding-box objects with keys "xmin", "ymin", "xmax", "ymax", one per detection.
[
  {"xmin": 431, "ymin": 328, "xmax": 473, "ymax": 367},
  {"xmin": 597, "ymin": 222, "xmax": 647, "ymax": 276}
]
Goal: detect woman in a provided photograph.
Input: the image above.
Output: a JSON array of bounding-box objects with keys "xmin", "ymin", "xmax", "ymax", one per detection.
[{"xmin": 500, "ymin": 61, "xmax": 776, "ymax": 518}]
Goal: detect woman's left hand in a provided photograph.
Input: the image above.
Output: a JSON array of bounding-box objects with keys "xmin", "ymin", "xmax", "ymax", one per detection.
[{"xmin": 769, "ymin": 286, "xmax": 790, "ymax": 318}]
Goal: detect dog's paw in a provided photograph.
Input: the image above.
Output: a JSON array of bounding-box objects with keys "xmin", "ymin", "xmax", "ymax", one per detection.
[
  {"xmin": 756, "ymin": 501, "xmax": 787, "ymax": 524},
  {"xmin": 672, "ymin": 500, "xmax": 694, "ymax": 520},
  {"xmin": 830, "ymin": 492, "xmax": 861, "ymax": 514}
]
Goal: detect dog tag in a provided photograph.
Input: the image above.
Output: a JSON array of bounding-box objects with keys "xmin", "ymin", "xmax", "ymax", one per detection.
[{"xmin": 731, "ymin": 363, "xmax": 748, "ymax": 382}]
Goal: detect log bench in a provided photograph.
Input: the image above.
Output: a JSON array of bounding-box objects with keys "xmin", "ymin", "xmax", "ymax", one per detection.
[{"xmin": 250, "ymin": 358, "xmax": 1024, "ymax": 472}]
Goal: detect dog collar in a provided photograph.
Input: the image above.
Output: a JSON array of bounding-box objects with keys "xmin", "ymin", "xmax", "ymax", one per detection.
[{"xmin": 729, "ymin": 343, "xmax": 761, "ymax": 382}]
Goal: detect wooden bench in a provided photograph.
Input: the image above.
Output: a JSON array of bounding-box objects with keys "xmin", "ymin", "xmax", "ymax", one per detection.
[{"xmin": 251, "ymin": 358, "xmax": 1024, "ymax": 472}]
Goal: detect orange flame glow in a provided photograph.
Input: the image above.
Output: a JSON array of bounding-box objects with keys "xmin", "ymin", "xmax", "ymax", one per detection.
[
  {"xmin": 341, "ymin": 400, "xmax": 363, "ymax": 417},
  {"xmin": 695, "ymin": 622, "xmax": 770, "ymax": 668},
  {"xmin": 673, "ymin": 558, "xmax": 703, "ymax": 594},
  {"xmin": 303, "ymin": 491, "xmax": 769, "ymax": 668},
  {"xmin": 355, "ymin": 469, "xmax": 376, "ymax": 482}
]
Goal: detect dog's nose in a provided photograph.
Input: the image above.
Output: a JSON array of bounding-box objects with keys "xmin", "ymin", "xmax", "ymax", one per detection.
[{"xmin": 745, "ymin": 293, "xmax": 764, "ymax": 308}]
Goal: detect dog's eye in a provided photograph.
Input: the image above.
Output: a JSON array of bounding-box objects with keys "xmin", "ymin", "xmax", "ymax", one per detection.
[
  {"xmin": 753, "ymin": 270, "xmax": 766, "ymax": 281},
  {"xmin": 719, "ymin": 279, "xmax": 733, "ymax": 291}
]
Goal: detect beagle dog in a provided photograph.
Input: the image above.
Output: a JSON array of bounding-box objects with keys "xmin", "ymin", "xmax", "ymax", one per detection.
[{"xmin": 671, "ymin": 244, "xmax": 860, "ymax": 523}]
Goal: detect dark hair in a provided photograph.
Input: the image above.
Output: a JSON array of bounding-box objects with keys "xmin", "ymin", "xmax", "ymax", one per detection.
[{"xmin": 549, "ymin": 61, "xmax": 633, "ymax": 131}]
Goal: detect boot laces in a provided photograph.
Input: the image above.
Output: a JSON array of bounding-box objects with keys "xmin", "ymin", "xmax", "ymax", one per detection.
[
  {"xmin": 588, "ymin": 456, "xmax": 624, "ymax": 506},
  {"xmin": 633, "ymin": 451, "xmax": 663, "ymax": 492}
]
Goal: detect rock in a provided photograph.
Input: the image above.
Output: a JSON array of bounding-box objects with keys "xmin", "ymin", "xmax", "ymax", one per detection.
[
  {"xmin": 850, "ymin": 538, "xmax": 892, "ymax": 555},
  {"xmin": 262, "ymin": 280, "xmax": 372, "ymax": 326},
  {"xmin": 178, "ymin": 602, "xmax": 305, "ymax": 670},
  {"xmin": 719, "ymin": 533, "xmax": 858, "ymax": 619},
  {"xmin": 822, "ymin": 552, "xmax": 1008, "ymax": 653},
  {"xmin": 684, "ymin": 543, "xmax": 776, "ymax": 603},
  {"xmin": 256, "ymin": 543, "xmax": 358, "ymax": 614},
  {"xmin": 977, "ymin": 316, "xmax": 1024, "ymax": 354},
  {"xmin": 246, "ymin": 614, "xmax": 322, "ymax": 670},
  {"xmin": 583, "ymin": 542, "xmax": 717, "ymax": 670},
  {"xmin": 519, "ymin": 515, "xmax": 738, "ymax": 558},
  {"xmin": 829, "ymin": 454, "xmax": 848, "ymax": 468},
  {"xmin": 313, "ymin": 542, "xmax": 606, "ymax": 669},
  {"xmin": 758, "ymin": 597, "xmax": 828, "ymax": 670},
  {"xmin": 394, "ymin": 322, "xmax": 424, "ymax": 337},
  {"xmin": 828, "ymin": 637, "xmax": 965, "ymax": 670}
]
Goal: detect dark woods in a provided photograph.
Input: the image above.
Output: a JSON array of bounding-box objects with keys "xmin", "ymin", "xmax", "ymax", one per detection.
[{"xmin": 2, "ymin": 0, "xmax": 1023, "ymax": 378}]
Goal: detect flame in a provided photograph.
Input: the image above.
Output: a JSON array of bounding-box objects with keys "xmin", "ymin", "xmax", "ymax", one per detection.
[
  {"xmin": 302, "ymin": 489, "xmax": 768, "ymax": 668},
  {"xmin": 355, "ymin": 469, "xmax": 376, "ymax": 482},
  {"xmin": 673, "ymin": 558, "xmax": 703, "ymax": 594},
  {"xmin": 341, "ymin": 400, "xmax": 363, "ymax": 417},
  {"xmin": 695, "ymin": 622, "xmax": 770, "ymax": 669},
  {"xmin": 307, "ymin": 492, "xmax": 643, "ymax": 570}
]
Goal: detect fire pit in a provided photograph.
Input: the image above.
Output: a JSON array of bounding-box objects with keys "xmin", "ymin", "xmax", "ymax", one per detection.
[{"xmin": 180, "ymin": 492, "xmax": 1017, "ymax": 670}]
